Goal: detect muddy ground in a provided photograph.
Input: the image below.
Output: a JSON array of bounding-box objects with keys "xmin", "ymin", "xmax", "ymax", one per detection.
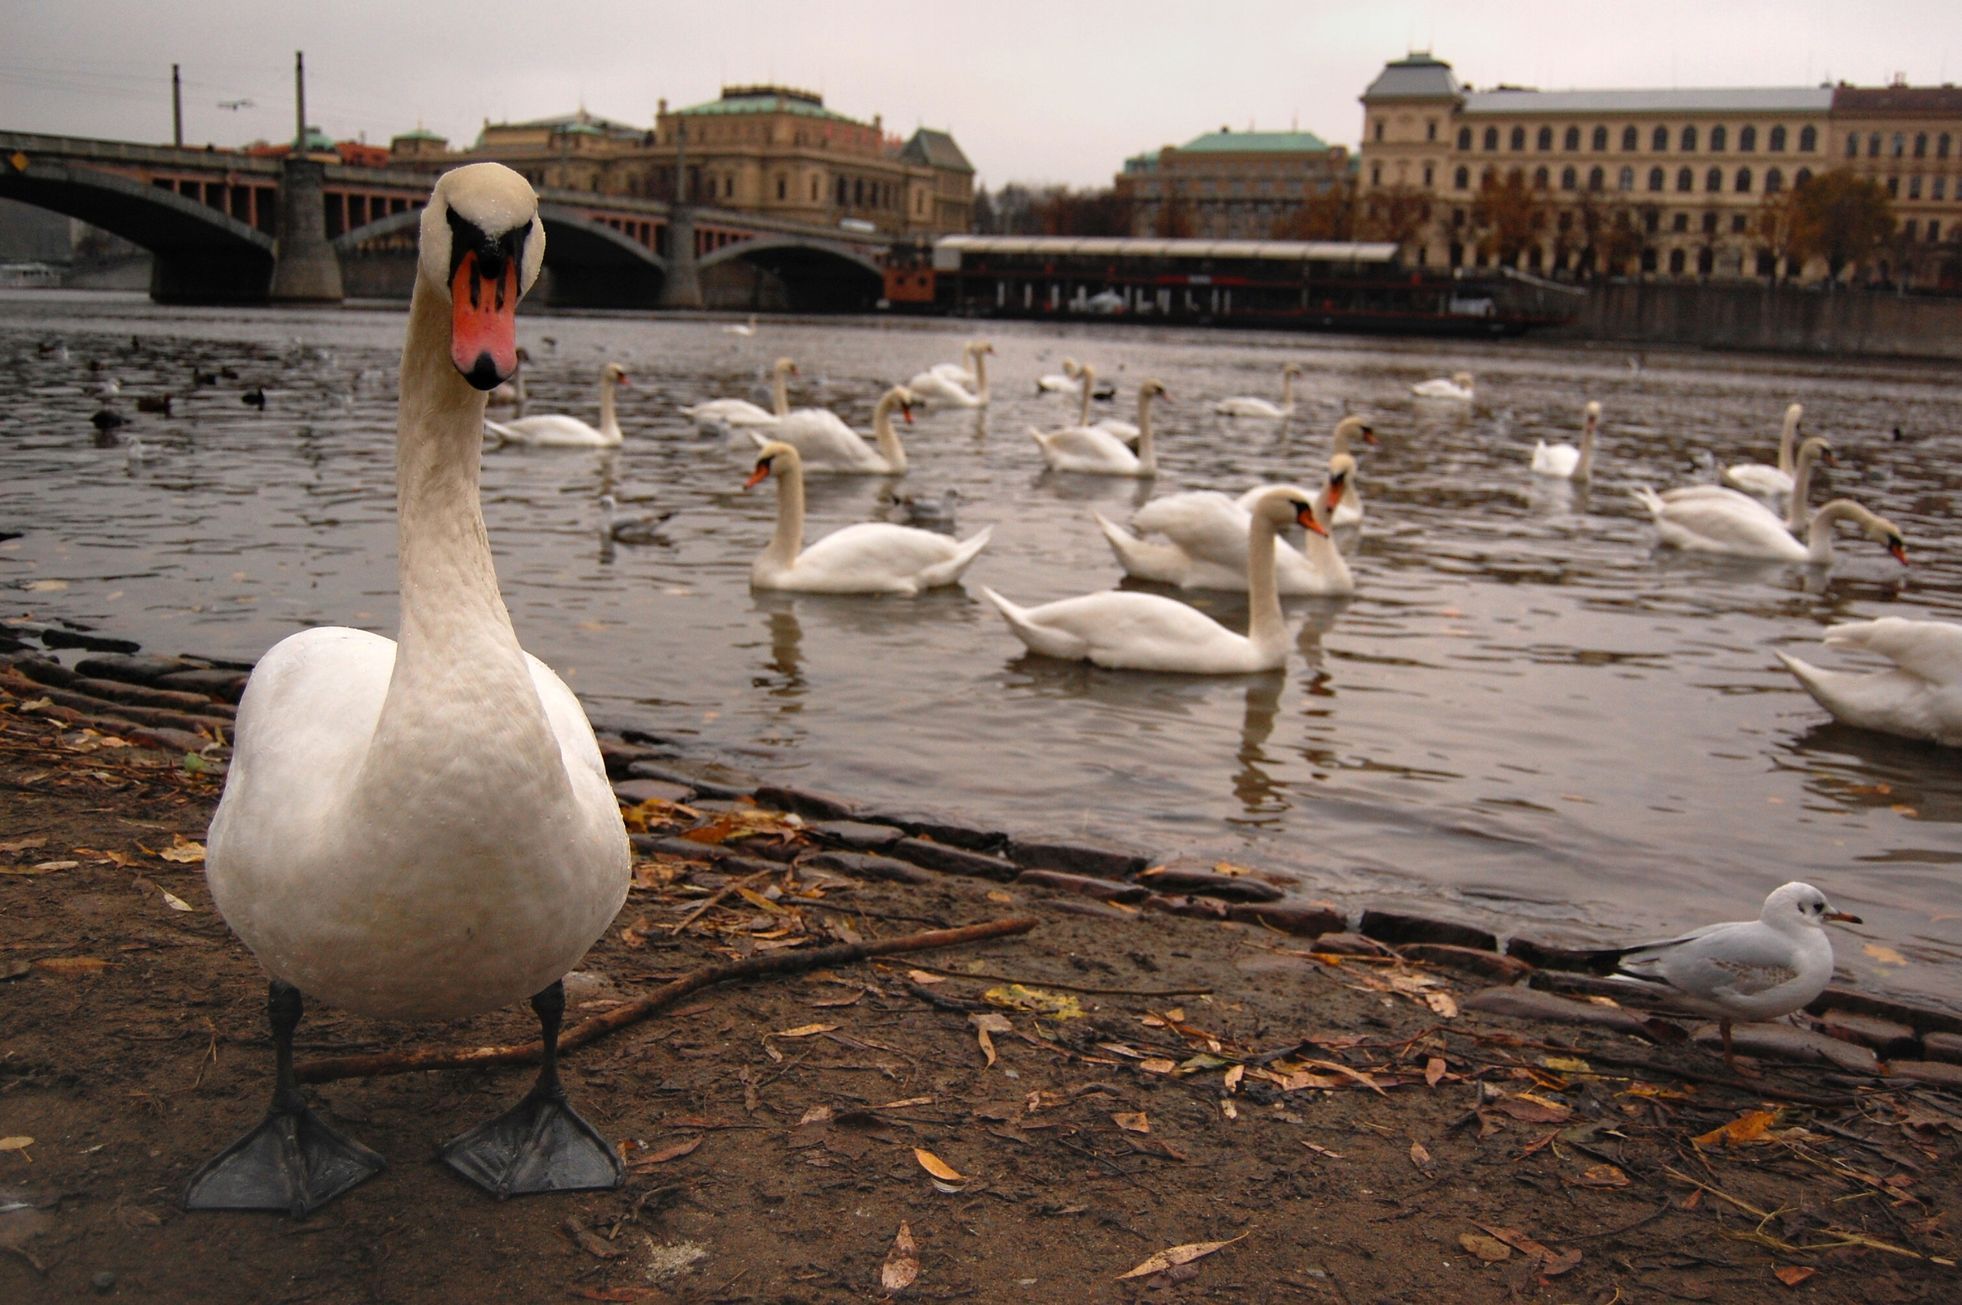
[{"xmin": 2, "ymin": 635, "xmax": 1960, "ymax": 1303}]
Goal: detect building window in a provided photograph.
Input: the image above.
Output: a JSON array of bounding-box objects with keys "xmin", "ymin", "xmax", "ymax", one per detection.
[
  {"xmin": 1564, "ymin": 125, "xmax": 1581, "ymax": 150},
  {"xmin": 1765, "ymin": 167, "xmax": 1784, "ymax": 194},
  {"xmin": 1483, "ymin": 126, "xmax": 1498, "ymax": 150},
  {"xmin": 1592, "ymin": 125, "xmax": 1608, "ymax": 150},
  {"xmin": 775, "ymin": 174, "xmax": 786, "ymax": 200},
  {"xmin": 1537, "ymin": 125, "xmax": 1552, "ymax": 151},
  {"xmin": 1648, "ymin": 166, "xmax": 1664, "ymax": 191},
  {"xmin": 1892, "ymin": 132, "xmax": 1906, "ymax": 157},
  {"xmin": 1652, "ymin": 125, "xmax": 1669, "ymax": 151},
  {"xmin": 1929, "ymin": 220, "xmax": 1941, "ymax": 241},
  {"xmin": 1705, "ymin": 166, "xmax": 1722, "ymax": 191},
  {"xmin": 1887, "ymin": 176, "xmax": 1899, "ymax": 197},
  {"xmin": 1374, "ymin": 120, "xmax": 1384, "ymax": 142},
  {"xmin": 1936, "ymin": 176, "xmax": 1948, "ymax": 200},
  {"xmin": 1681, "ymin": 124, "xmax": 1698, "ymax": 151},
  {"xmin": 1739, "ymin": 125, "xmax": 1756, "ymax": 152},
  {"xmin": 1731, "ymin": 213, "xmax": 1747, "ymax": 233},
  {"xmin": 1735, "ymin": 166, "xmax": 1752, "ymax": 193},
  {"xmin": 1622, "ymin": 125, "xmax": 1638, "ymax": 151},
  {"xmin": 1676, "ymin": 166, "xmax": 1693, "ymax": 191},
  {"xmin": 1454, "ymin": 165, "xmax": 1469, "ymax": 189},
  {"xmin": 1915, "ymin": 131, "xmax": 1928, "ymax": 158},
  {"xmin": 1588, "ymin": 165, "xmax": 1605, "ymax": 191},
  {"xmin": 1458, "ymin": 126, "xmax": 1472, "ymax": 150},
  {"xmin": 1795, "ymin": 167, "xmax": 1813, "ymax": 187},
  {"xmin": 1618, "ymin": 165, "xmax": 1633, "ymax": 191},
  {"xmin": 1669, "ymin": 248, "xmax": 1686, "ymax": 274},
  {"xmin": 1711, "ymin": 125, "xmax": 1727, "ymax": 152},
  {"xmin": 1644, "ymin": 208, "xmax": 1660, "ymax": 233},
  {"xmin": 1868, "ymin": 132, "xmax": 1882, "ymax": 157},
  {"xmin": 1672, "ymin": 212, "xmax": 1689, "ymax": 232},
  {"xmin": 1769, "ymin": 125, "xmax": 1786, "ymax": 151},
  {"xmin": 1799, "ymin": 125, "xmax": 1817, "ymax": 152},
  {"xmin": 1510, "ymin": 125, "xmax": 1525, "ymax": 150},
  {"xmin": 1703, "ymin": 211, "xmax": 1718, "ymax": 234},
  {"xmin": 1906, "ymin": 219, "xmax": 1919, "ymax": 240},
  {"xmin": 1426, "ymin": 120, "xmax": 1437, "ymax": 141},
  {"xmin": 1939, "ymin": 133, "xmax": 1952, "ymax": 159},
  {"xmin": 1560, "ymin": 165, "xmax": 1577, "ymax": 190},
  {"xmin": 1533, "ymin": 165, "xmax": 1549, "ymax": 188},
  {"xmin": 1371, "ymin": 164, "xmax": 1381, "ymax": 185},
  {"xmin": 1423, "ymin": 163, "xmax": 1434, "ymax": 186},
  {"xmin": 1910, "ymin": 174, "xmax": 1922, "ymax": 199},
  {"xmin": 1845, "ymin": 134, "xmax": 1858, "ymax": 159}
]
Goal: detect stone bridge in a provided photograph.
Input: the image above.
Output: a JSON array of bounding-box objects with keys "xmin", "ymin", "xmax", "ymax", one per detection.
[{"xmin": 0, "ymin": 131, "xmax": 890, "ymax": 309}]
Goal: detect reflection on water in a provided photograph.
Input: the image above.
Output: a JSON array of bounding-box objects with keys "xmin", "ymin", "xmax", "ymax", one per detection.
[{"xmin": 3, "ymin": 290, "xmax": 1960, "ymax": 1009}]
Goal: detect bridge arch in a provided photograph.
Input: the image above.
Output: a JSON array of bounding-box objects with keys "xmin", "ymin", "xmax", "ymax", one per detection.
[
  {"xmin": 0, "ymin": 159, "xmax": 274, "ymax": 302},
  {"xmin": 700, "ymin": 235, "xmax": 884, "ymax": 311},
  {"xmin": 338, "ymin": 202, "xmax": 670, "ymax": 307}
]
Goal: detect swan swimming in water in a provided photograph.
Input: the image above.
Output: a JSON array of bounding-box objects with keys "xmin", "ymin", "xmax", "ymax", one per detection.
[
  {"xmin": 1722, "ymin": 402, "xmax": 1804, "ymax": 497},
  {"xmin": 1214, "ymin": 362, "xmax": 1302, "ymax": 419},
  {"xmin": 1530, "ymin": 400, "xmax": 1601, "ymax": 480},
  {"xmin": 770, "ymin": 384, "xmax": 918, "ymax": 474},
  {"xmin": 1030, "ymin": 376, "xmax": 1165, "ymax": 477},
  {"xmin": 680, "ymin": 356, "xmax": 796, "ymax": 429},
  {"xmin": 187, "ymin": 163, "xmax": 629, "ymax": 1215},
  {"xmin": 484, "ymin": 361, "xmax": 627, "ymax": 447},
  {"xmin": 743, "ymin": 440, "xmax": 991, "ymax": 593},
  {"xmin": 1776, "ymin": 618, "xmax": 1962, "ymax": 746},
  {"xmin": 906, "ymin": 340, "xmax": 991, "ymax": 408},
  {"xmin": 1631, "ymin": 438, "xmax": 1906, "ymax": 565},
  {"xmin": 1412, "ymin": 370, "xmax": 1474, "ymax": 402}
]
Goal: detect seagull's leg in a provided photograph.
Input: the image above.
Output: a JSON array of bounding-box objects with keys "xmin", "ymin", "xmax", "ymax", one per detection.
[
  {"xmin": 185, "ymin": 980, "xmax": 386, "ymax": 1217},
  {"xmin": 441, "ymin": 979, "xmax": 625, "ymax": 1198}
]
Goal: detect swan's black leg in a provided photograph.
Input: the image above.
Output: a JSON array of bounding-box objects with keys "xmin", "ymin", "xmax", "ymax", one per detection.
[
  {"xmin": 185, "ymin": 980, "xmax": 386, "ymax": 1216},
  {"xmin": 440, "ymin": 980, "xmax": 624, "ymax": 1198}
]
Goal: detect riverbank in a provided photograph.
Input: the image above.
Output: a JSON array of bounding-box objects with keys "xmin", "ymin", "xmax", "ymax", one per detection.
[{"xmin": 3, "ymin": 616, "xmax": 1960, "ymax": 1302}]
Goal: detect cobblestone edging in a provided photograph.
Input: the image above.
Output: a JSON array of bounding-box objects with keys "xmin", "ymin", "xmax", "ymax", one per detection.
[{"xmin": 6, "ymin": 616, "xmax": 1959, "ymax": 1086}]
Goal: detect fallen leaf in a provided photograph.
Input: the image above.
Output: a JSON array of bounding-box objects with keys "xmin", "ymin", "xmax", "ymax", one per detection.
[
  {"xmin": 1494, "ymin": 1094, "xmax": 1573, "ymax": 1124},
  {"xmin": 0, "ymin": 836, "xmax": 48, "ymax": 854},
  {"xmin": 0, "ymin": 1136, "xmax": 34, "ymax": 1153},
  {"xmin": 1300, "ymin": 1140, "xmax": 1344, "ymax": 1160},
  {"xmin": 914, "ymin": 1148, "xmax": 967, "ymax": 1192},
  {"xmin": 969, "ymin": 1012, "xmax": 1012, "ymax": 1068},
  {"xmin": 1116, "ymin": 1233, "xmax": 1247, "ymax": 1280},
  {"xmin": 1540, "ymin": 1055, "xmax": 1592, "ymax": 1074},
  {"xmin": 1574, "ymin": 1163, "xmax": 1630, "ymax": 1189},
  {"xmin": 1774, "ymin": 1266, "xmax": 1819, "ymax": 1288},
  {"xmin": 1409, "ymin": 1141, "xmax": 1433, "ymax": 1170},
  {"xmin": 160, "ymin": 890, "xmax": 194, "ymax": 912},
  {"xmin": 1862, "ymin": 943, "xmax": 1909, "ymax": 967},
  {"xmin": 33, "ymin": 956, "xmax": 110, "ymax": 975},
  {"xmin": 1113, "ymin": 1112, "xmax": 1150, "ymax": 1134},
  {"xmin": 1139, "ymin": 1057, "xmax": 1177, "ymax": 1075},
  {"xmin": 1424, "ymin": 991, "xmax": 1460, "ymax": 1018},
  {"xmin": 1223, "ymin": 1064, "xmax": 1244, "ymax": 1092},
  {"xmin": 1425, "ymin": 1057, "xmax": 1447, "ymax": 1087},
  {"xmin": 626, "ymin": 1136, "xmax": 703, "ymax": 1169},
  {"xmin": 772, "ymin": 1023, "xmax": 837, "ymax": 1039},
  {"xmin": 561, "ymin": 1215, "xmax": 625, "ymax": 1260},
  {"xmin": 1458, "ymin": 1231, "xmax": 1512, "ymax": 1263},
  {"xmin": 1695, "ymin": 1109, "xmax": 1779, "ymax": 1149},
  {"xmin": 880, "ymin": 1221, "xmax": 919, "ymax": 1293},
  {"xmin": 983, "ymin": 984, "xmax": 1085, "ymax": 1020},
  {"xmin": 906, "ymin": 969, "xmax": 945, "ymax": 985},
  {"xmin": 1, "ymin": 861, "xmax": 74, "ymax": 876},
  {"xmin": 157, "ymin": 835, "xmax": 206, "ymax": 864},
  {"xmin": 985, "ymin": 889, "xmax": 1014, "ymax": 904}
]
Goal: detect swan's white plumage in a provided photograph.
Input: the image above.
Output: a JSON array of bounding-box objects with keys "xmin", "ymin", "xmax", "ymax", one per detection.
[
  {"xmin": 1214, "ymin": 362, "xmax": 1302, "ymax": 418},
  {"xmin": 1776, "ymin": 618, "xmax": 1962, "ymax": 746},
  {"xmin": 772, "ymin": 384, "xmax": 916, "ymax": 474},
  {"xmin": 1531, "ymin": 400, "xmax": 1601, "ymax": 480},
  {"xmin": 484, "ymin": 361, "xmax": 627, "ymax": 447},
  {"xmin": 1032, "ymin": 376, "xmax": 1164, "ymax": 476},
  {"xmin": 681, "ymin": 356, "xmax": 795, "ymax": 428},
  {"xmin": 1104, "ymin": 459, "xmax": 1353, "ymax": 596},
  {"xmin": 906, "ymin": 340, "xmax": 990, "ymax": 408},
  {"xmin": 746, "ymin": 440, "xmax": 989, "ymax": 593},
  {"xmin": 1723, "ymin": 402, "xmax": 1803, "ymax": 496},
  {"xmin": 205, "ymin": 163, "xmax": 628, "ymax": 1025},
  {"xmin": 1412, "ymin": 370, "xmax": 1474, "ymax": 401}
]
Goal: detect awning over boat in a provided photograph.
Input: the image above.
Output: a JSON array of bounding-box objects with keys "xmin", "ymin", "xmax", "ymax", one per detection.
[{"xmin": 932, "ymin": 235, "xmax": 1400, "ymax": 270}]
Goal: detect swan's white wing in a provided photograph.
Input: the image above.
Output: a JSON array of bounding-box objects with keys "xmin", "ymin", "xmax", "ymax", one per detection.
[
  {"xmin": 1133, "ymin": 492, "xmax": 1249, "ymax": 570},
  {"xmin": 795, "ymin": 522, "xmax": 975, "ymax": 586},
  {"xmin": 1532, "ymin": 441, "xmax": 1580, "ymax": 477},
  {"xmin": 987, "ymin": 589, "xmax": 1250, "ymax": 671},
  {"xmin": 1647, "ymin": 488, "xmax": 1798, "ymax": 556},
  {"xmin": 484, "ymin": 415, "xmax": 612, "ymax": 447},
  {"xmin": 1722, "ymin": 462, "xmax": 1794, "ymax": 496},
  {"xmin": 1823, "ymin": 618, "xmax": 1962, "ymax": 682}
]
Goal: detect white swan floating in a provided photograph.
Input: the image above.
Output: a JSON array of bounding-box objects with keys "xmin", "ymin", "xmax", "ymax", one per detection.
[
  {"xmin": 1631, "ymin": 436, "xmax": 1906, "ymax": 565},
  {"xmin": 1099, "ymin": 454, "xmax": 1354, "ymax": 596},
  {"xmin": 1288, "ymin": 414, "xmax": 1377, "ymax": 527},
  {"xmin": 743, "ymin": 440, "xmax": 991, "ymax": 593},
  {"xmin": 771, "ymin": 384, "xmax": 917, "ymax": 474},
  {"xmin": 983, "ymin": 485, "xmax": 1326, "ymax": 674},
  {"xmin": 1530, "ymin": 400, "xmax": 1601, "ymax": 480},
  {"xmin": 1035, "ymin": 358, "xmax": 1082, "ymax": 393},
  {"xmin": 906, "ymin": 340, "xmax": 991, "ymax": 408},
  {"xmin": 681, "ymin": 356, "xmax": 796, "ymax": 429},
  {"xmin": 484, "ymin": 361, "xmax": 627, "ymax": 447},
  {"xmin": 189, "ymin": 163, "xmax": 629, "ymax": 1215},
  {"xmin": 1723, "ymin": 402, "xmax": 1804, "ymax": 497},
  {"xmin": 1030, "ymin": 375, "xmax": 1164, "ymax": 476},
  {"xmin": 1412, "ymin": 370, "xmax": 1474, "ymax": 402},
  {"xmin": 1777, "ymin": 618, "xmax": 1962, "ymax": 746},
  {"xmin": 1214, "ymin": 362, "xmax": 1302, "ymax": 419},
  {"xmin": 723, "ymin": 314, "xmax": 758, "ymax": 337}
]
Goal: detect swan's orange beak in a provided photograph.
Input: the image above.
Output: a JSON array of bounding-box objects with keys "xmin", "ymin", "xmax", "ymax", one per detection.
[
  {"xmin": 902, "ymin": 403, "xmax": 914, "ymax": 425},
  {"xmin": 1323, "ymin": 478, "xmax": 1347, "ymax": 514},
  {"xmin": 1824, "ymin": 909, "xmax": 1864, "ymax": 924},
  {"xmin": 450, "ymin": 250, "xmax": 520, "ymax": 390},
  {"xmin": 1889, "ymin": 541, "xmax": 1908, "ymax": 565},
  {"xmin": 1361, "ymin": 426, "xmax": 1379, "ymax": 446},
  {"xmin": 1296, "ymin": 504, "xmax": 1328, "ymax": 537},
  {"xmin": 743, "ymin": 460, "xmax": 773, "ymax": 490}
]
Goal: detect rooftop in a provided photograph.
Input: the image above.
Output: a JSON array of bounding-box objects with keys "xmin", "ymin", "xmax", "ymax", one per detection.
[
  {"xmin": 1178, "ymin": 128, "xmax": 1333, "ymax": 154},
  {"xmin": 1361, "ymin": 53, "xmax": 1463, "ymax": 103},
  {"xmin": 1833, "ymin": 84, "xmax": 1962, "ymax": 114},
  {"xmin": 1462, "ymin": 86, "xmax": 1833, "ymax": 116},
  {"xmin": 672, "ymin": 84, "xmax": 859, "ymax": 124},
  {"xmin": 899, "ymin": 128, "xmax": 973, "ymax": 173}
]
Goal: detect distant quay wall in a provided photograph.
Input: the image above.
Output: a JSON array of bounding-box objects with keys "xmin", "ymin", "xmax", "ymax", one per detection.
[{"xmin": 1554, "ymin": 283, "xmax": 1962, "ymax": 362}]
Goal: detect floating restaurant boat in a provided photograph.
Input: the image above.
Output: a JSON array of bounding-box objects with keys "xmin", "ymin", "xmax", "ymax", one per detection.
[{"xmin": 883, "ymin": 234, "xmax": 1581, "ymax": 337}]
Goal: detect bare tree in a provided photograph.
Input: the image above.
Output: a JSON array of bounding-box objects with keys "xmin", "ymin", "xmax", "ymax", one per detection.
[{"xmin": 1790, "ymin": 168, "xmax": 1895, "ymax": 285}]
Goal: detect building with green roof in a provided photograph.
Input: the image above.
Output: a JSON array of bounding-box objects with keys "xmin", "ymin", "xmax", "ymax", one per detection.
[{"xmin": 1113, "ymin": 125, "xmax": 1350, "ymax": 238}]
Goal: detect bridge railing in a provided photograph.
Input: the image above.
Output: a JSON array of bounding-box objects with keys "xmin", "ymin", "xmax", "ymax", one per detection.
[{"xmin": 0, "ymin": 130, "xmax": 283, "ymax": 177}]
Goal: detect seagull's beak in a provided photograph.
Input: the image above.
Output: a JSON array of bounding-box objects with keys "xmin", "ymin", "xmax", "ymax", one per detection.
[
  {"xmin": 1824, "ymin": 910, "xmax": 1864, "ymax": 924},
  {"xmin": 449, "ymin": 249, "xmax": 520, "ymax": 390}
]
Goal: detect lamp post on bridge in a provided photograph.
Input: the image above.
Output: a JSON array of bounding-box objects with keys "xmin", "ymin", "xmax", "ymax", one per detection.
[{"xmin": 267, "ymin": 49, "xmax": 343, "ymax": 303}]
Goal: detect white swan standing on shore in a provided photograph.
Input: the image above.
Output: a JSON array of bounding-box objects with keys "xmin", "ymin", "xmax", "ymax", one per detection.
[
  {"xmin": 772, "ymin": 384, "xmax": 917, "ymax": 474},
  {"xmin": 1030, "ymin": 376, "xmax": 1164, "ymax": 476},
  {"xmin": 1098, "ymin": 456, "xmax": 1354, "ymax": 596},
  {"xmin": 1776, "ymin": 618, "xmax": 1962, "ymax": 746},
  {"xmin": 1531, "ymin": 400, "xmax": 1602, "ymax": 479},
  {"xmin": 188, "ymin": 164, "xmax": 629, "ymax": 1215},
  {"xmin": 1214, "ymin": 362, "xmax": 1302, "ymax": 419},
  {"xmin": 1723, "ymin": 402, "xmax": 1804, "ymax": 497},
  {"xmin": 983, "ymin": 486, "xmax": 1327, "ymax": 673},
  {"xmin": 1412, "ymin": 370, "xmax": 1474, "ymax": 402},
  {"xmin": 681, "ymin": 356, "xmax": 796, "ymax": 429},
  {"xmin": 907, "ymin": 340, "xmax": 991, "ymax": 408},
  {"xmin": 484, "ymin": 361, "xmax": 627, "ymax": 447},
  {"xmin": 743, "ymin": 440, "xmax": 991, "ymax": 593}
]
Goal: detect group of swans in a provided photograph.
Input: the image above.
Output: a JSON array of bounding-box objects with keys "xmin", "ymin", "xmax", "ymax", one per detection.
[
  {"xmin": 191, "ymin": 163, "xmax": 628, "ymax": 1215},
  {"xmin": 905, "ymin": 340, "xmax": 992, "ymax": 408},
  {"xmin": 1030, "ymin": 374, "xmax": 1166, "ymax": 476}
]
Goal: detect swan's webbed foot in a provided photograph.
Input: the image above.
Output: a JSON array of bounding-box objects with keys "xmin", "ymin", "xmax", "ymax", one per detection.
[
  {"xmin": 185, "ymin": 1101, "xmax": 386, "ymax": 1216},
  {"xmin": 440, "ymin": 979, "xmax": 623, "ymax": 1198},
  {"xmin": 440, "ymin": 1084, "xmax": 624, "ymax": 1197},
  {"xmin": 185, "ymin": 979, "xmax": 384, "ymax": 1217}
]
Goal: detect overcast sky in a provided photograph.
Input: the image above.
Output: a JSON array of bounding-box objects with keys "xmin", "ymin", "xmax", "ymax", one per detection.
[{"xmin": 8, "ymin": 1, "xmax": 1961, "ymax": 189}]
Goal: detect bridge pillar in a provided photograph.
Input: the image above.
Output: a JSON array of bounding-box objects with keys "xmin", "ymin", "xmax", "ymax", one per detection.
[
  {"xmin": 268, "ymin": 156, "xmax": 343, "ymax": 303},
  {"xmin": 657, "ymin": 209, "xmax": 704, "ymax": 310}
]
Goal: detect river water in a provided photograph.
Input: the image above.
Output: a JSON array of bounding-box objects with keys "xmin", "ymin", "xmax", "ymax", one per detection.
[{"xmin": 3, "ymin": 289, "xmax": 1958, "ymax": 1010}]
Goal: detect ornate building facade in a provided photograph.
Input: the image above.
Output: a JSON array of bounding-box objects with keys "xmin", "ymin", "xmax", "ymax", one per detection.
[
  {"xmin": 1357, "ymin": 53, "xmax": 1962, "ymax": 286},
  {"xmin": 401, "ymin": 88, "xmax": 973, "ymax": 238},
  {"xmin": 1114, "ymin": 129, "xmax": 1350, "ymax": 238}
]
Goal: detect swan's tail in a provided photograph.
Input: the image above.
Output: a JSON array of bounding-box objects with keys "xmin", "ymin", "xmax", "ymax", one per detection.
[
  {"xmin": 482, "ymin": 419, "xmax": 516, "ymax": 447},
  {"xmin": 927, "ymin": 525, "xmax": 994, "ymax": 587}
]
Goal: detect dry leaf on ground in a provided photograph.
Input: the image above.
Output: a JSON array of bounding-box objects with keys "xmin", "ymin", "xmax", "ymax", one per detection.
[
  {"xmin": 1116, "ymin": 1233, "xmax": 1248, "ymax": 1280},
  {"xmin": 880, "ymin": 1221, "xmax": 919, "ymax": 1293}
]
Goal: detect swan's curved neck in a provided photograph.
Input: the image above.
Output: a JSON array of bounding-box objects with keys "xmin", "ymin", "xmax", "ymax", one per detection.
[
  {"xmin": 872, "ymin": 395, "xmax": 908, "ymax": 470},
  {"xmin": 970, "ymin": 349, "xmax": 989, "ymax": 402},
  {"xmin": 1804, "ymin": 499, "xmax": 1865, "ymax": 561},
  {"xmin": 1076, "ymin": 369, "xmax": 1093, "ymax": 426},
  {"xmin": 366, "ymin": 276, "xmax": 555, "ymax": 792},
  {"xmin": 1575, "ymin": 413, "xmax": 1597, "ymax": 478},
  {"xmin": 1786, "ymin": 448, "xmax": 1822, "ymax": 531},
  {"xmin": 1279, "ymin": 370, "xmax": 1295, "ymax": 413},
  {"xmin": 1245, "ymin": 509, "xmax": 1286, "ymax": 656},
  {"xmin": 771, "ymin": 367, "xmax": 791, "ymax": 418},
  {"xmin": 1778, "ymin": 408, "xmax": 1800, "ymax": 474},
  {"xmin": 1135, "ymin": 389, "xmax": 1157, "ymax": 473},
  {"xmin": 764, "ymin": 455, "xmax": 806, "ymax": 567},
  {"xmin": 599, "ymin": 372, "xmax": 620, "ymax": 441}
]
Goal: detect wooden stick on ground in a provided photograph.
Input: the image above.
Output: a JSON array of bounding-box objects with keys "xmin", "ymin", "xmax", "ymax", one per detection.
[{"xmin": 296, "ymin": 915, "xmax": 1037, "ymax": 1084}]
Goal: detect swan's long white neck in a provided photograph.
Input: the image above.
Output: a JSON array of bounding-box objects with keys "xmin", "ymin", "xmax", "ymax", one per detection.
[
  {"xmin": 362, "ymin": 273, "xmax": 558, "ymax": 798},
  {"xmin": 872, "ymin": 391, "xmax": 908, "ymax": 471},
  {"xmin": 1575, "ymin": 410, "xmax": 1598, "ymax": 479},
  {"xmin": 1777, "ymin": 405, "xmax": 1801, "ymax": 475},
  {"xmin": 1135, "ymin": 387, "xmax": 1158, "ymax": 474},
  {"xmin": 771, "ymin": 366, "xmax": 791, "ymax": 418},
  {"xmin": 1786, "ymin": 445, "xmax": 1824, "ymax": 531},
  {"xmin": 969, "ymin": 347, "xmax": 989, "ymax": 403},
  {"xmin": 599, "ymin": 370, "xmax": 621, "ymax": 441},
  {"xmin": 1279, "ymin": 369, "xmax": 1296, "ymax": 414},
  {"xmin": 1244, "ymin": 507, "xmax": 1286, "ymax": 657},
  {"xmin": 1076, "ymin": 366, "xmax": 1094, "ymax": 426},
  {"xmin": 1803, "ymin": 499, "xmax": 1871, "ymax": 562},
  {"xmin": 762, "ymin": 451, "xmax": 807, "ymax": 568}
]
